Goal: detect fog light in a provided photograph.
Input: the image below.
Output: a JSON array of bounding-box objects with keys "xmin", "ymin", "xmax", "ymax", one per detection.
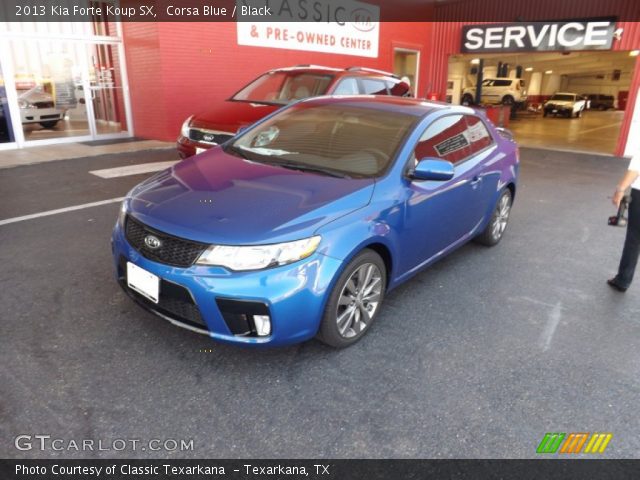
[{"xmin": 252, "ymin": 315, "xmax": 271, "ymax": 336}]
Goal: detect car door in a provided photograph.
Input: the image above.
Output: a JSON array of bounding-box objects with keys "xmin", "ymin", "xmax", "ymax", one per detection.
[
  {"xmin": 480, "ymin": 79, "xmax": 496, "ymax": 103},
  {"xmin": 397, "ymin": 114, "xmax": 496, "ymax": 274},
  {"xmin": 484, "ymin": 79, "xmax": 511, "ymax": 103}
]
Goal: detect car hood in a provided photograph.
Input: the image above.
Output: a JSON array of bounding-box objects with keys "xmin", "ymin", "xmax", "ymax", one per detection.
[
  {"xmin": 18, "ymin": 88, "xmax": 53, "ymax": 102},
  {"xmin": 127, "ymin": 147, "xmax": 375, "ymax": 245},
  {"xmin": 190, "ymin": 100, "xmax": 282, "ymax": 134},
  {"xmin": 546, "ymin": 100, "xmax": 574, "ymax": 106}
]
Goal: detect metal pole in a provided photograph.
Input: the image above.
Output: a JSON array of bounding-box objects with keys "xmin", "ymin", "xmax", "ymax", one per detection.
[{"xmin": 475, "ymin": 59, "xmax": 484, "ymax": 105}]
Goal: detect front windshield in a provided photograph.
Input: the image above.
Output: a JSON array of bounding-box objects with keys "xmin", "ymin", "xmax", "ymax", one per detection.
[
  {"xmin": 232, "ymin": 72, "xmax": 334, "ymax": 105},
  {"xmin": 550, "ymin": 94, "xmax": 575, "ymax": 101},
  {"xmin": 226, "ymin": 103, "xmax": 416, "ymax": 177}
]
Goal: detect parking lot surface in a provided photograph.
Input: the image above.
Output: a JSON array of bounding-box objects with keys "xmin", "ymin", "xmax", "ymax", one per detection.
[{"xmin": 1, "ymin": 147, "xmax": 639, "ymax": 458}]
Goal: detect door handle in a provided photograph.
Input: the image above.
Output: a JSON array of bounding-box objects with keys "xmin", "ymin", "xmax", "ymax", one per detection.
[{"xmin": 470, "ymin": 176, "xmax": 482, "ymax": 187}]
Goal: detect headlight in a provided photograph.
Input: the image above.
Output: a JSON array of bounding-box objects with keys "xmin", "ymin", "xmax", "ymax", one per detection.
[
  {"xmin": 181, "ymin": 115, "xmax": 193, "ymax": 138},
  {"xmin": 18, "ymin": 100, "xmax": 34, "ymax": 109},
  {"xmin": 118, "ymin": 200, "xmax": 128, "ymax": 227},
  {"xmin": 196, "ymin": 236, "xmax": 321, "ymax": 271}
]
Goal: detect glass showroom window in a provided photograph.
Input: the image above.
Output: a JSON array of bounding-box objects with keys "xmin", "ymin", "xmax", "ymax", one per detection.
[
  {"xmin": 0, "ymin": 7, "xmax": 131, "ymax": 148},
  {"xmin": 10, "ymin": 39, "xmax": 92, "ymax": 142},
  {"xmin": 0, "ymin": 60, "xmax": 16, "ymax": 147}
]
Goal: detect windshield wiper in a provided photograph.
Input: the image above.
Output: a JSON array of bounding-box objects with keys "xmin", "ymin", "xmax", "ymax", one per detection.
[
  {"xmin": 272, "ymin": 161, "xmax": 351, "ymax": 179},
  {"xmin": 225, "ymin": 144, "xmax": 253, "ymax": 160},
  {"xmin": 226, "ymin": 147, "xmax": 351, "ymax": 178},
  {"xmin": 229, "ymin": 98, "xmax": 287, "ymax": 107}
]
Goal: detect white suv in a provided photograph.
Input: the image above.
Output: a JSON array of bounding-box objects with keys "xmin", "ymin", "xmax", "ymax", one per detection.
[
  {"xmin": 462, "ymin": 78, "xmax": 527, "ymax": 106},
  {"xmin": 543, "ymin": 92, "xmax": 587, "ymax": 118}
]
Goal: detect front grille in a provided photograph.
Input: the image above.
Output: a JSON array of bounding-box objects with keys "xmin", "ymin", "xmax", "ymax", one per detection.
[
  {"xmin": 41, "ymin": 114, "xmax": 61, "ymax": 119},
  {"xmin": 125, "ymin": 215, "xmax": 208, "ymax": 267},
  {"xmin": 33, "ymin": 101, "xmax": 54, "ymax": 109},
  {"xmin": 118, "ymin": 257, "xmax": 207, "ymax": 330},
  {"xmin": 188, "ymin": 128, "xmax": 233, "ymax": 145}
]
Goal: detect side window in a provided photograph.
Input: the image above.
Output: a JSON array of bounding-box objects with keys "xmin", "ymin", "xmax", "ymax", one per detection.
[
  {"xmin": 360, "ymin": 78, "xmax": 389, "ymax": 95},
  {"xmin": 494, "ymin": 79, "xmax": 512, "ymax": 87},
  {"xmin": 280, "ymin": 74, "xmax": 333, "ymax": 100},
  {"xmin": 413, "ymin": 114, "xmax": 470, "ymax": 165},
  {"xmin": 332, "ymin": 77, "xmax": 359, "ymax": 95},
  {"xmin": 464, "ymin": 115, "xmax": 494, "ymax": 155}
]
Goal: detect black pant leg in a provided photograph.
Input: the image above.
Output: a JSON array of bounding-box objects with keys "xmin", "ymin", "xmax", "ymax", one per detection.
[{"xmin": 616, "ymin": 188, "xmax": 640, "ymax": 288}]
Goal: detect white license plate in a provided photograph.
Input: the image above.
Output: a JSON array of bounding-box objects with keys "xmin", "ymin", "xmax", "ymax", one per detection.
[
  {"xmin": 552, "ymin": 109, "xmax": 558, "ymax": 113},
  {"xmin": 127, "ymin": 262, "xmax": 160, "ymax": 304},
  {"xmin": 195, "ymin": 147, "xmax": 205, "ymax": 154}
]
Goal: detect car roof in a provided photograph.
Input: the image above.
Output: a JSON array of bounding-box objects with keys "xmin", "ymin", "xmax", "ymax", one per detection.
[
  {"xmin": 270, "ymin": 65, "xmax": 400, "ymax": 79},
  {"xmin": 297, "ymin": 95, "xmax": 475, "ymax": 118}
]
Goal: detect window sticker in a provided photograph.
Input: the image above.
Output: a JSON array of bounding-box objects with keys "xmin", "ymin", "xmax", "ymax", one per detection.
[{"xmin": 434, "ymin": 134, "xmax": 470, "ymax": 157}]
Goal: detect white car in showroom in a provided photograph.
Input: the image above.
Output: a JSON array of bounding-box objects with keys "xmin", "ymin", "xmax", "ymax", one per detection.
[
  {"xmin": 543, "ymin": 92, "xmax": 587, "ymax": 118},
  {"xmin": 18, "ymin": 86, "xmax": 67, "ymax": 129},
  {"xmin": 462, "ymin": 78, "xmax": 527, "ymax": 106}
]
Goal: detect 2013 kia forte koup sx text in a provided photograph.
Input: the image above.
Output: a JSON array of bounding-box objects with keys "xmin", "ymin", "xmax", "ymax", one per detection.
[{"xmin": 112, "ymin": 96, "xmax": 519, "ymax": 348}]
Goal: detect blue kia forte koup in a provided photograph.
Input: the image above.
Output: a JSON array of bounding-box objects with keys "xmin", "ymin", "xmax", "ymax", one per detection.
[{"xmin": 112, "ymin": 96, "xmax": 519, "ymax": 348}]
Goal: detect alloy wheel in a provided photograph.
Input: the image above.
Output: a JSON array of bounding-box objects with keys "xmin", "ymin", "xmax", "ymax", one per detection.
[
  {"xmin": 491, "ymin": 193, "xmax": 511, "ymax": 241},
  {"xmin": 335, "ymin": 263, "xmax": 382, "ymax": 338}
]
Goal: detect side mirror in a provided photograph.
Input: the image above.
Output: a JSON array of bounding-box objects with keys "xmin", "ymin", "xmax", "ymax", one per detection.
[{"xmin": 411, "ymin": 158, "xmax": 454, "ymax": 181}]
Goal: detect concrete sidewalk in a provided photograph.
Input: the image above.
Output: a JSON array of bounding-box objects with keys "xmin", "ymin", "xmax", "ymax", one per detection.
[{"xmin": 0, "ymin": 139, "xmax": 173, "ymax": 169}]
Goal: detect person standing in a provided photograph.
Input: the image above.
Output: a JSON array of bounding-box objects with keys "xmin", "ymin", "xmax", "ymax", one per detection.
[{"xmin": 608, "ymin": 153, "xmax": 640, "ymax": 292}]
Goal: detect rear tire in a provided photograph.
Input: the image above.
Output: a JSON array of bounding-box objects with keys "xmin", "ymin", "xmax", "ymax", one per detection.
[
  {"xmin": 317, "ymin": 249, "xmax": 386, "ymax": 348},
  {"xmin": 475, "ymin": 189, "xmax": 513, "ymax": 247},
  {"xmin": 502, "ymin": 95, "xmax": 514, "ymax": 106},
  {"xmin": 462, "ymin": 94, "xmax": 474, "ymax": 106}
]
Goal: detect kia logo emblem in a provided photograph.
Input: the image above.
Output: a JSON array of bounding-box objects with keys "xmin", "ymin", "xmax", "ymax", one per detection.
[
  {"xmin": 203, "ymin": 134, "xmax": 214, "ymax": 142},
  {"xmin": 350, "ymin": 8, "xmax": 375, "ymax": 32},
  {"xmin": 144, "ymin": 235, "xmax": 162, "ymax": 249}
]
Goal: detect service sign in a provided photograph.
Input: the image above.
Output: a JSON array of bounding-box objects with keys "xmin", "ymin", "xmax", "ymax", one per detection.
[
  {"xmin": 236, "ymin": 0, "xmax": 380, "ymax": 58},
  {"xmin": 461, "ymin": 19, "xmax": 616, "ymax": 53}
]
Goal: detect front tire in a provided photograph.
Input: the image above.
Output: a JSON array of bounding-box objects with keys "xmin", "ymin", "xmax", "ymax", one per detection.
[
  {"xmin": 475, "ymin": 189, "xmax": 513, "ymax": 246},
  {"xmin": 317, "ymin": 249, "xmax": 386, "ymax": 348},
  {"xmin": 39, "ymin": 120, "xmax": 59, "ymax": 129},
  {"xmin": 462, "ymin": 94, "xmax": 474, "ymax": 106}
]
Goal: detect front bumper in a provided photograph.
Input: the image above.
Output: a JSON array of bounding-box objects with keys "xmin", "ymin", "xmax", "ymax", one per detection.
[
  {"xmin": 544, "ymin": 105, "xmax": 572, "ymax": 115},
  {"xmin": 21, "ymin": 108, "xmax": 65, "ymax": 124},
  {"xmin": 111, "ymin": 222, "xmax": 343, "ymax": 347}
]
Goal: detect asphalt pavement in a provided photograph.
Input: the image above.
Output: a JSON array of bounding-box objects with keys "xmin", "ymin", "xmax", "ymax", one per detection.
[{"xmin": 1, "ymin": 147, "xmax": 639, "ymax": 458}]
